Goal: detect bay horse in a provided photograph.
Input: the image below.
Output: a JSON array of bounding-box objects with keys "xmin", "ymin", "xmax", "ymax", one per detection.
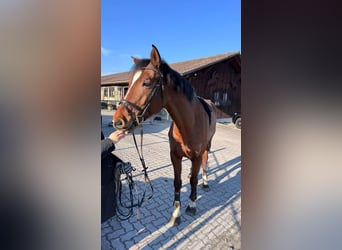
[{"xmin": 113, "ymin": 45, "xmax": 216, "ymax": 225}]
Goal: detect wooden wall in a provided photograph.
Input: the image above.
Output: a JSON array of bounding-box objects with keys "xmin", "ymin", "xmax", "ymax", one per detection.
[{"xmin": 184, "ymin": 56, "xmax": 241, "ymax": 118}]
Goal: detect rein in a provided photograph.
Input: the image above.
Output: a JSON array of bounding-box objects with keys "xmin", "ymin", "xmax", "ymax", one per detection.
[
  {"xmin": 132, "ymin": 126, "xmax": 154, "ymax": 208},
  {"xmin": 115, "ymin": 67, "xmax": 164, "ymax": 220},
  {"xmin": 115, "ymin": 126, "xmax": 154, "ymax": 221}
]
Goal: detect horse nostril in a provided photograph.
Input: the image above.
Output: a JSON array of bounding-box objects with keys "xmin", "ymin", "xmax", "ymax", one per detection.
[{"xmin": 114, "ymin": 118, "xmax": 125, "ymax": 129}]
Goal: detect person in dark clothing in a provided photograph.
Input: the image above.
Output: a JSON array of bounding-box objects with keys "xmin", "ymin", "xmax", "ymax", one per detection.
[{"xmin": 101, "ymin": 130, "xmax": 126, "ymax": 223}]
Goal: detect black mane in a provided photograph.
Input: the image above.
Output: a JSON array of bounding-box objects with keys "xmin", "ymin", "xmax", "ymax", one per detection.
[
  {"xmin": 131, "ymin": 58, "xmax": 195, "ymax": 102},
  {"xmin": 161, "ymin": 62, "xmax": 195, "ymax": 102},
  {"xmin": 131, "ymin": 59, "xmax": 150, "ymax": 71}
]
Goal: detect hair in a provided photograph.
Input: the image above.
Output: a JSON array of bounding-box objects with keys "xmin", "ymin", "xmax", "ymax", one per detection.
[
  {"xmin": 131, "ymin": 58, "xmax": 195, "ymax": 102},
  {"xmin": 130, "ymin": 59, "xmax": 150, "ymax": 71}
]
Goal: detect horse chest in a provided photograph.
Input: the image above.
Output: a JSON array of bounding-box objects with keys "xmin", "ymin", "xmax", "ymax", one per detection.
[
  {"xmin": 170, "ymin": 123, "xmax": 202, "ymax": 158},
  {"xmin": 181, "ymin": 143, "xmax": 202, "ymax": 158},
  {"xmin": 173, "ymin": 137, "xmax": 202, "ymax": 158}
]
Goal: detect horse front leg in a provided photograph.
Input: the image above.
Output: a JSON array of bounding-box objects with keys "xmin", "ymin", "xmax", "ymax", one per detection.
[
  {"xmin": 169, "ymin": 151, "xmax": 182, "ymax": 226},
  {"xmin": 185, "ymin": 156, "xmax": 202, "ymax": 216}
]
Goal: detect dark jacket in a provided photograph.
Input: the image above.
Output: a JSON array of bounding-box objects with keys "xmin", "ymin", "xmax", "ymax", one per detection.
[{"xmin": 101, "ymin": 131, "xmax": 122, "ymax": 223}]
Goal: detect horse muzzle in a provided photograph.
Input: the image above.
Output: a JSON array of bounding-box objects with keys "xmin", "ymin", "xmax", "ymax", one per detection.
[
  {"xmin": 113, "ymin": 117, "xmax": 138, "ymax": 133},
  {"xmin": 113, "ymin": 101, "xmax": 145, "ymax": 132},
  {"xmin": 113, "ymin": 118, "xmax": 126, "ymax": 130}
]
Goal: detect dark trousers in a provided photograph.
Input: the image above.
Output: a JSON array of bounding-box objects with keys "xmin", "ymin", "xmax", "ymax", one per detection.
[{"xmin": 101, "ymin": 154, "xmax": 122, "ymax": 223}]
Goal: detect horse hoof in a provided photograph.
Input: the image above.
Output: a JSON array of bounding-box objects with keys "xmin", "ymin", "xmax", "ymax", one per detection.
[
  {"xmin": 202, "ymin": 184, "xmax": 210, "ymax": 192},
  {"xmin": 169, "ymin": 216, "xmax": 181, "ymax": 226},
  {"xmin": 185, "ymin": 206, "xmax": 196, "ymax": 216}
]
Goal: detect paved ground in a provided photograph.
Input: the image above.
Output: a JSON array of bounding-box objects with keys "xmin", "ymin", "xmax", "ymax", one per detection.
[{"xmin": 101, "ymin": 110, "xmax": 241, "ymax": 250}]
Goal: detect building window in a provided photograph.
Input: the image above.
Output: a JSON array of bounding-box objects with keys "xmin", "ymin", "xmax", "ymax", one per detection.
[
  {"xmin": 223, "ymin": 92, "xmax": 227, "ymax": 103},
  {"xmin": 124, "ymin": 87, "xmax": 128, "ymax": 96},
  {"xmin": 222, "ymin": 92, "xmax": 231, "ymax": 105},
  {"xmin": 104, "ymin": 88, "xmax": 108, "ymax": 97},
  {"xmin": 214, "ymin": 91, "xmax": 220, "ymax": 105},
  {"xmin": 109, "ymin": 87, "xmax": 115, "ymax": 97}
]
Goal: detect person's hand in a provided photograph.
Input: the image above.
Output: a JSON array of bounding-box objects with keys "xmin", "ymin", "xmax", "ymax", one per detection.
[{"xmin": 108, "ymin": 130, "xmax": 126, "ymax": 144}]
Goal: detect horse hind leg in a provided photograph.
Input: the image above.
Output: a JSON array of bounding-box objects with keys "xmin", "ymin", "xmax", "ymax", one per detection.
[
  {"xmin": 201, "ymin": 150, "xmax": 210, "ymax": 192},
  {"xmin": 187, "ymin": 149, "xmax": 209, "ymax": 188}
]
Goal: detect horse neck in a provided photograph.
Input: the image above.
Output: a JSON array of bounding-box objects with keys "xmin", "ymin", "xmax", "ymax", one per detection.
[{"xmin": 164, "ymin": 86, "xmax": 196, "ymax": 133}]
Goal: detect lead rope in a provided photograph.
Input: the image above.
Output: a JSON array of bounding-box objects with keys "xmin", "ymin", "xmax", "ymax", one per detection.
[
  {"xmin": 131, "ymin": 125, "xmax": 154, "ymax": 219},
  {"xmin": 114, "ymin": 125, "xmax": 154, "ymax": 221},
  {"xmin": 115, "ymin": 164, "xmax": 136, "ymax": 220}
]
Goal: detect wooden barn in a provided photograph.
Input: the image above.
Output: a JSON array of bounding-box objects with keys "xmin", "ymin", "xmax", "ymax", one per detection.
[{"xmin": 101, "ymin": 52, "xmax": 241, "ymax": 118}]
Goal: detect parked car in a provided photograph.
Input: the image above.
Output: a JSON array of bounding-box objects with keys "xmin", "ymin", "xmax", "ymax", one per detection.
[{"xmin": 232, "ymin": 112, "xmax": 241, "ymax": 129}]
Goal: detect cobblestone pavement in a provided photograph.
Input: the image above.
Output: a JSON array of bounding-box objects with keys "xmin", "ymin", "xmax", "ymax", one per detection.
[{"xmin": 101, "ymin": 110, "xmax": 241, "ymax": 250}]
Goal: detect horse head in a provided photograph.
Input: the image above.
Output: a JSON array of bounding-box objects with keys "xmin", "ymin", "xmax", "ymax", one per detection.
[{"xmin": 113, "ymin": 45, "xmax": 165, "ymax": 132}]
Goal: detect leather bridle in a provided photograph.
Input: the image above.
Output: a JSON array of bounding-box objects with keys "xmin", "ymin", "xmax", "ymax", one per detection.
[{"xmin": 119, "ymin": 67, "xmax": 165, "ymax": 129}]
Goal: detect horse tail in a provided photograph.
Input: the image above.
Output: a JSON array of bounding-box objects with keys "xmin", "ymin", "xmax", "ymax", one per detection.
[
  {"xmin": 208, "ymin": 101, "xmax": 218, "ymax": 123},
  {"xmin": 207, "ymin": 101, "xmax": 217, "ymax": 151}
]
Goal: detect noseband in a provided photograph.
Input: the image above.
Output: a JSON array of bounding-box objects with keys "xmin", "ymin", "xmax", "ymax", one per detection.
[{"xmin": 119, "ymin": 67, "xmax": 164, "ymax": 128}]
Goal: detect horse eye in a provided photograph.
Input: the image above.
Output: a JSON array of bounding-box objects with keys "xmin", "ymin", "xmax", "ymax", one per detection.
[{"xmin": 142, "ymin": 81, "xmax": 151, "ymax": 87}]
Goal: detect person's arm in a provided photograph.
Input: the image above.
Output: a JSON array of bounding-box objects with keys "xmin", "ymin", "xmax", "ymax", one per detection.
[
  {"xmin": 101, "ymin": 130, "xmax": 126, "ymax": 160},
  {"xmin": 101, "ymin": 138, "xmax": 115, "ymax": 160}
]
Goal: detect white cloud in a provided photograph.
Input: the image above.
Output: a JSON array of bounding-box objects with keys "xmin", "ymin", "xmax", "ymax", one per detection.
[{"xmin": 101, "ymin": 47, "xmax": 110, "ymax": 56}]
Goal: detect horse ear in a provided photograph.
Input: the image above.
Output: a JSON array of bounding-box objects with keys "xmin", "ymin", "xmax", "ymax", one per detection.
[
  {"xmin": 150, "ymin": 44, "xmax": 161, "ymax": 68},
  {"xmin": 131, "ymin": 56, "xmax": 140, "ymax": 65}
]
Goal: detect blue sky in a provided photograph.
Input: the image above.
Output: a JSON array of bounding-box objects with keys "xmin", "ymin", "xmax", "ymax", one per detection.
[{"xmin": 101, "ymin": 0, "xmax": 241, "ymax": 75}]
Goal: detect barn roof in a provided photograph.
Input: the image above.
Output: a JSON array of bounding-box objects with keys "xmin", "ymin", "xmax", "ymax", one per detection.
[{"xmin": 101, "ymin": 51, "xmax": 240, "ymax": 86}]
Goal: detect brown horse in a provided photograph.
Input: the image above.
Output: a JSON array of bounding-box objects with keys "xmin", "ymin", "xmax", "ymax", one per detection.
[{"xmin": 113, "ymin": 45, "xmax": 216, "ymax": 225}]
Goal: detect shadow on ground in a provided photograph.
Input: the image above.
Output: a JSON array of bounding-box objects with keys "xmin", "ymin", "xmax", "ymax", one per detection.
[{"xmin": 101, "ymin": 155, "xmax": 241, "ymax": 249}]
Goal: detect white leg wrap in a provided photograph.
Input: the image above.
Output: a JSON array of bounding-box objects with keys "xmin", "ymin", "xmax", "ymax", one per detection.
[
  {"xmin": 189, "ymin": 199, "xmax": 196, "ymax": 208},
  {"xmin": 172, "ymin": 201, "xmax": 181, "ymax": 217},
  {"xmin": 203, "ymin": 173, "xmax": 208, "ymax": 186}
]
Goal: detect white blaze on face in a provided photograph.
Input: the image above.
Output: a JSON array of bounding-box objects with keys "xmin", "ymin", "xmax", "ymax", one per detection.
[{"xmin": 125, "ymin": 70, "xmax": 142, "ymax": 98}]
